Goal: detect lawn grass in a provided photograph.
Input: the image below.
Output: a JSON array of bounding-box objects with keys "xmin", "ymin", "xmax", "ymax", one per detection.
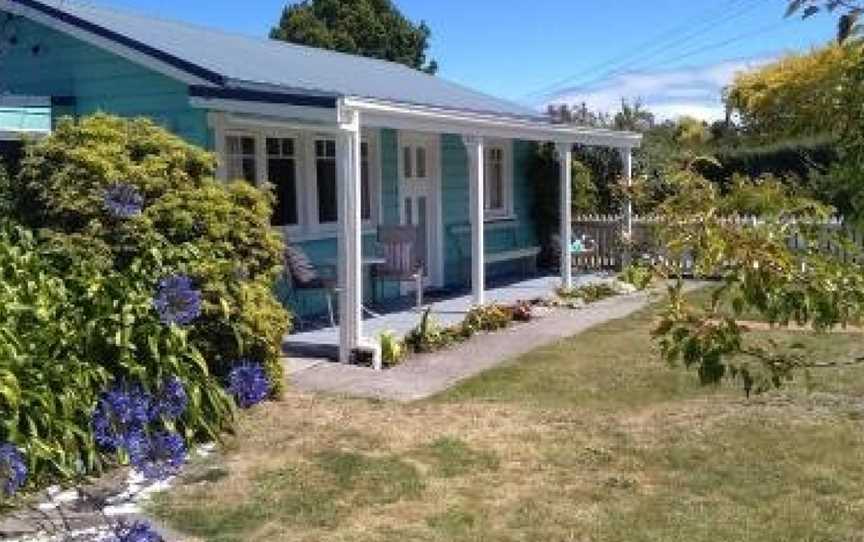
[{"xmin": 150, "ymin": 290, "xmax": 864, "ymax": 541}]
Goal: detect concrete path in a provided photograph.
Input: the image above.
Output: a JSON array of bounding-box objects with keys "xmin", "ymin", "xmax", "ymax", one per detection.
[{"xmin": 289, "ymin": 288, "xmax": 663, "ymax": 402}]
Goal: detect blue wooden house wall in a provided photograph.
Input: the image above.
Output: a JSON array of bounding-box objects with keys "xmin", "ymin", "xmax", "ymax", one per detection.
[
  {"xmin": 0, "ymin": 12, "xmax": 209, "ymax": 147},
  {"xmin": 1, "ymin": 11, "xmax": 542, "ymax": 318}
]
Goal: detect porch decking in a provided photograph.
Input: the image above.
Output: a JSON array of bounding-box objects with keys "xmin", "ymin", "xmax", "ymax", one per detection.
[{"xmin": 283, "ymin": 274, "xmax": 600, "ymax": 359}]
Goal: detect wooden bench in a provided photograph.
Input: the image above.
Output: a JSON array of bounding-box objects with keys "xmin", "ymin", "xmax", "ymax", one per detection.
[{"xmin": 486, "ymin": 246, "xmax": 541, "ymax": 274}]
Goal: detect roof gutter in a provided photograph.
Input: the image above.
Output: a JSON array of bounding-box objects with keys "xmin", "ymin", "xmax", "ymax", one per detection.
[{"xmin": 342, "ymin": 97, "xmax": 642, "ymax": 148}]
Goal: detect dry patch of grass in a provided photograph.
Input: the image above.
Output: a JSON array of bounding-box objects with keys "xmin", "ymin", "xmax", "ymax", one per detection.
[{"xmin": 151, "ymin": 291, "xmax": 864, "ymax": 541}]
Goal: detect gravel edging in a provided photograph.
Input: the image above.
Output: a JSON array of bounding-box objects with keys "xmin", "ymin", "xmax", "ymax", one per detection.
[{"xmin": 289, "ymin": 288, "xmax": 664, "ymax": 401}]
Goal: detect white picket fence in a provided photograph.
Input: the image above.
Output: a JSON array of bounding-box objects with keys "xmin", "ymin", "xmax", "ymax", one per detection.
[{"xmin": 569, "ymin": 214, "xmax": 862, "ymax": 271}]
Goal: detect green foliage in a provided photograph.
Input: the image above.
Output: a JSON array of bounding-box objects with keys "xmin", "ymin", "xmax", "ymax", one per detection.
[
  {"xmin": 618, "ymin": 264, "xmax": 654, "ymax": 291},
  {"xmin": 695, "ymin": 137, "xmax": 837, "ymax": 197},
  {"xmin": 727, "ymin": 44, "xmax": 861, "ymax": 140},
  {"xmin": 0, "ymin": 225, "xmax": 234, "ymax": 484},
  {"xmin": 461, "ymin": 305, "xmax": 514, "ymax": 338},
  {"xmin": 0, "ymin": 114, "xmax": 291, "ymax": 486},
  {"xmin": 558, "ymin": 283, "xmax": 620, "ymax": 304},
  {"xmin": 404, "ymin": 309, "xmax": 456, "ymax": 354},
  {"xmin": 379, "ymin": 331, "xmax": 405, "ymax": 367},
  {"xmin": 652, "ymin": 168, "xmax": 864, "ymax": 396},
  {"xmin": 270, "ymin": 0, "xmax": 438, "ymax": 74},
  {"xmin": 8, "ymin": 114, "xmax": 290, "ymax": 395},
  {"xmin": 529, "ymin": 143, "xmax": 604, "ymax": 262}
]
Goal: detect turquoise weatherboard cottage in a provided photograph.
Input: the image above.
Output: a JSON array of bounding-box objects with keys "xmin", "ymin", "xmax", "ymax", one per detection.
[{"xmin": 0, "ymin": 0, "xmax": 641, "ymax": 364}]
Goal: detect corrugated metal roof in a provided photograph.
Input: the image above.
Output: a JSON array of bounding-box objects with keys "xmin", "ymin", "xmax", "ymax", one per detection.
[{"xmin": 13, "ymin": 0, "xmax": 544, "ymax": 120}]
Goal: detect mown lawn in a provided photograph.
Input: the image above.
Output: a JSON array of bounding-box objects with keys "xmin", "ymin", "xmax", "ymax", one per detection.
[{"xmin": 151, "ymin": 292, "xmax": 864, "ymax": 542}]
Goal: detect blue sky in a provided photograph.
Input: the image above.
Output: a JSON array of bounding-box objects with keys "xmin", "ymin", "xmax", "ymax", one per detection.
[{"xmin": 100, "ymin": 0, "xmax": 838, "ymax": 120}]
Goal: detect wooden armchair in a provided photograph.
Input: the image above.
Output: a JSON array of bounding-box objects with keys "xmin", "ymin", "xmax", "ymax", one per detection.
[
  {"xmin": 371, "ymin": 225, "xmax": 425, "ymax": 310},
  {"xmin": 281, "ymin": 245, "xmax": 338, "ymax": 327}
]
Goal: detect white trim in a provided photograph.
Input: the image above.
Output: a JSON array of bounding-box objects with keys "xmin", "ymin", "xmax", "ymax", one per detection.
[
  {"xmin": 191, "ymin": 97, "xmax": 338, "ymax": 125},
  {"xmin": 345, "ymin": 97, "xmax": 642, "ymax": 149},
  {"xmin": 0, "ymin": 0, "xmax": 213, "ymax": 86},
  {"xmin": 463, "ymin": 134, "xmax": 486, "ymax": 305},
  {"xmin": 555, "ymin": 143, "xmax": 573, "ymax": 289}
]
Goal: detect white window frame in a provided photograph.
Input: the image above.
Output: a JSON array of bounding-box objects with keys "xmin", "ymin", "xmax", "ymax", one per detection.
[
  {"xmin": 211, "ymin": 114, "xmax": 381, "ymax": 241},
  {"xmin": 483, "ymin": 139, "xmax": 514, "ymax": 221}
]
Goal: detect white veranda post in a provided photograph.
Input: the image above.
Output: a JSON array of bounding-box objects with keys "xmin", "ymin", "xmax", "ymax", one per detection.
[
  {"xmin": 619, "ymin": 147, "xmax": 634, "ymax": 267},
  {"xmin": 463, "ymin": 135, "xmax": 486, "ymax": 306},
  {"xmin": 556, "ymin": 142, "xmax": 573, "ymax": 290},
  {"xmin": 336, "ymin": 108, "xmax": 363, "ymax": 364}
]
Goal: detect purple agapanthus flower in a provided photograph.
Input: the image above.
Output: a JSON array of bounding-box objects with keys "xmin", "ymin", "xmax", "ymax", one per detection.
[
  {"xmin": 151, "ymin": 376, "xmax": 187, "ymax": 421},
  {"xmin": 104, "ymin": 183, "xmax": 144, "ymax": 219},
  {"xmin": 114, "ymin": 520, "xmax": 164, "ymax": 542},
  {"xmin": 0, "ymin": 443, "xmax": 27, "ymax": 497},
  {"xmin": 153, "ymin": 275, "xmax": 202, "ymax": 326},
  {"xmin": 129, "ymin": 431, "xmax": 186, "ymax": 481},
  {"xmin": 92, "ymin": 384, "xmax": 152, "ymax": 453},
  {"xmin": 227, "ymin": 362, "xmax": 270, "ymax": 409}
]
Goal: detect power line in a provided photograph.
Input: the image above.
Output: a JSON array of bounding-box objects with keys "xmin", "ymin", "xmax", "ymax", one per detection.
[
  {"xmin": 525, "ymin": 0, "xmax": 768, "ymax": 101},
  {"xmin": 522, "ymin": 0, "xmax": 754, "ymax": 100}
]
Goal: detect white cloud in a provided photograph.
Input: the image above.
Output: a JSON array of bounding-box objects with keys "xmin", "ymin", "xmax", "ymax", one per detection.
[{"xmin": 544, "ymin": 57, "xmax": 775, "ymax": 122}]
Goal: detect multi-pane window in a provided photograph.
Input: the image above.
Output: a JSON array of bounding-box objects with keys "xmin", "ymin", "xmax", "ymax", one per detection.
[
  {"xmin": 315, "ymin": 139, "xmax": 338, "ymax": 224},
  {"xmin": 266, "ymin": 137, "xmax": 298, "ymax": 227},
  {"xmin": 225, "ymin": 135, "xmax": 257, "ymax": 183},
  {"xmin": 485, "ymin": 147, "xmax": 506, "ymax": 215}
]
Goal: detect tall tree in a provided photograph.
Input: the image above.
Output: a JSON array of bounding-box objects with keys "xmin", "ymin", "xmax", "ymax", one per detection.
[{"xmin": 270, "ymin": 0, "xmax": 438, "ymax": 74}]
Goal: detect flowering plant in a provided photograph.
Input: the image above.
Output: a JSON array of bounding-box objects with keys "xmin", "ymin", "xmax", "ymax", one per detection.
[
  {"xmin": 228, "ymin": 362, "xmax": 271, "ymax": 409},
  {"xmin": 104, "ymin": 183, "xmax": 144, "ymax": 219}
]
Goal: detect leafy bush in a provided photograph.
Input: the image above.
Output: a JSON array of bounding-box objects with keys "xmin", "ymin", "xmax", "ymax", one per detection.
[
  {"xmin": 461, "ymin": 304, "xmax": 514, "ymax": 337},
  {"xmin": 558, "ymin": 283, "xmax": 620, "ymax": 304},
  {"xmin": 0, "ymin": 114, "xmax": 290, "ymax": 487},
  {"xmin": 618, "ymin": 264, "xmax": 654, "ymax": 291},
  {"xmin": 379, "ymin": 332, "xmax": 406, "ymax": 367},
  {"xmin": 7, "ymin": 114, "xmax": 290, "ymax": 393},
  {"xmin": 0, "ymin": 226, "xmax": 233, "ymax": 485},
  {"xmin": 404, "ymin": 309, "xmax": 453, "ymax": 353}
]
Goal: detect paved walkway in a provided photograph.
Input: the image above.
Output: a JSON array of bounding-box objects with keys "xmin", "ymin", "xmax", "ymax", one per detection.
[{"xmin": 289, "ymin": 287, "xmax": 662, "ymax": 402}]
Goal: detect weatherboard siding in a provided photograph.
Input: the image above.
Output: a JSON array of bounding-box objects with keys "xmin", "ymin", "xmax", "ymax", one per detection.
[
  {"xmin": 440, "ymin": 135, "xmax": 539, "ymax": 287},
  {"xmin": 0, "ymin": 12, "xmax": 209, "ymax": 146}
]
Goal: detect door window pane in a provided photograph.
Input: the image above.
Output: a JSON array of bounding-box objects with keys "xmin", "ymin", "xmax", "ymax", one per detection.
[
  {"xmin": 266, "ymin": 137, "xmax": 298, "ymax": 227},
  {"xmin": 226, "ymin": 135, "xmax": 257, "ymax": 183},
  {"xmin": 415, "ymin": 147, "xmax": 427, "ymax": 178},
  {"xmin": 403, "ymin": 146, "xmax": 413, "ymax": 178},
  {"xmin": 316, "ymin": 139, "xmax": 337, "ymax": 224},
  {"xmin": 361, "ymin": 141, "xmax": 371, "ymax": 221}
]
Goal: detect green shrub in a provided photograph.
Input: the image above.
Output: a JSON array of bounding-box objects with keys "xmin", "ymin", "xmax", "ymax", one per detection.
[
  {"xmin": 461, "ymin": 304, "xmax": 514, "ymax": 337},
  {"xmin": 8, "ymin": 114, "xmax": 290, "ymax": 394},
  {"xmin": 0, "ymin": 226, "xmax": 234, "ymax": 484},
  {"xmin": 618, "ymin": 264, "xmax": 654, "ymax": 291},
  {"xmin": 558, "ymin": 283, "xmax": 619, "ymax": 304},
  {"xmin": 379, "ymin": 332, "xmax": 406, "ymax": 367}
]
